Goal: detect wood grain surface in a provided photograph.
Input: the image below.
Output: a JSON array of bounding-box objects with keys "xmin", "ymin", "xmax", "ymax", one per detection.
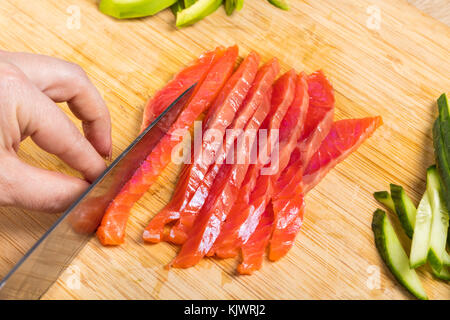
[
  {"xmin": 0, "ymin": 0, "xmax": 448, "ymax": 299},
  {"xmin": 409, "ymin": 0, "xmax": 450, "ymax": 25}
]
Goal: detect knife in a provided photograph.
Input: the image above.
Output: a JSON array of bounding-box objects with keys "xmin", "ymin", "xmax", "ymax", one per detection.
[{"xmin": 0, "ymin": 84, "xmax": 196, "ymax": 300}]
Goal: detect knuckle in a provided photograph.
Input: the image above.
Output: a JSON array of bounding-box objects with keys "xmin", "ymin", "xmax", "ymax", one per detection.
[
  {"xmin": 0, "ymin": 62, "xmax": 25, "ymax": 88},
  {"xmin": 67, "ymin": 62, "xmax": 88, "ymax": 83}
]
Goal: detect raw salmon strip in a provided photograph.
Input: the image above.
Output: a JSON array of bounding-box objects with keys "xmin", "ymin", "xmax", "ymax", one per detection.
[
  {"xmin": 170, "ymin": 89, "xmax": 273, "ymax": 268},
  {"xmin": 275, "ymin": 70, "xmax": 335, "ymax": 191},
  {"xmin": 212, "ymin": 72, "xmax": 309, "ymax": 259},
  {"xmin": 166, "ymin": 87, "xmax": 275, "ymax": 246},
  {"xmin": 171, "ymin": 68, "xmax": 300, "ymax": 267},
  {"xmin": 97, "ymin": 46, "xmax": 238, "ymax": 245},
  {"xmin": 303, "ymin": 117, "xmax": 383, "ymax": 193},
  {"xmin": 267, "ymin": 71, "xmax": 336, "ymax": 260},
  {"xmin": 155, "ymin": 59, "xmax": 280, "ymax": 245},
  {"xmin": 169, "ymin": 68, "xmax": 294, "ymax": 247},
  {"xmin": 234, "ymin": 71, "xmax": 334, "ymax": 266},
  {"xmin": 140, "ymin": 48, "xmax": 220, "ymax": 133},
  {"xmin": 237, "ymin": 204, "xmax": 274, "ymax": 275},
  {"xmin": 143, "ymin": 52, "xmax": 261, "ymax": 243},
  {"xmin": 269, "ymin": 117, "xmax": 383, "ymax": 261}
]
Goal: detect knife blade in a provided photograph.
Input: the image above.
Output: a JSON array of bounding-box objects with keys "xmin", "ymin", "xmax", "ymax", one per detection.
[{"xmin": 0, "ymin": 84, "xmax": 196, "ymax": 300}]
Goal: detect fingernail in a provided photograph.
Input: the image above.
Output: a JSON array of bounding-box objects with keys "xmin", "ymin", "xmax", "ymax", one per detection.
[{"xmin": 104, "ymin": 148, "xmax": 112, "ymax": 161}]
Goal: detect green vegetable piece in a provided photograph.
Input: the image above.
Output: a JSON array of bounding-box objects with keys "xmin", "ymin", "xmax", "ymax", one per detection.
[
  {"xmin": 435, "ymin": 93, "xmax": 450, "ymax": 247},
  {"xmin": 99, "ymin": 0, "xmax": 177, "ymax": 19},
  {"xmin": 236, "ymin": 0, "xmax": 244, "ymax": 11},
  {"xmin": 409, "ymin": 191, "xmax": 432, "ymax": 268},
  {"xmin": 184, "ymin": 0, "xmax": 196, "ymax": 8},
  {"xmin": 444, "ymin": 250, "xmax": 450, "ymax": 267},
  {"xmin": 171, "ymin": 1, "xmax": 184, "ymax": 16},
  {"xmin": 426, "ymin": 165, "xmax": 450, "ymax": 273},
  {"xmin": 176, "ymin": 0, "xmax": 223, "ymax": 27},
  {"xmin": 268, "ymin": 0, "xmax": 289, "ymax": 10},
  {"xmin": 437, "ymin": 93, "xmax": 450, "ymax": 153},
  {"xmin": 433, "ymin": 120, "xmax": 450, "ymax": 248},
  {"xmin": 373, "ymin": 191, "xmax": 395, "ymax": 212},
  {"xmin": 225, "ymin": 0, "xmax": 237, "ymax": 15},
  {"xmin": 372, "ymin": 209, "xmax": 428, "ymax": 300},
  {"xmin": 390, "ymin": 184, "xmax": 416, "ymax": 238},
  {"xmin": 433, "ymin": 120, "xmax": 450, "ymax": 200},
  {"xmin": 431, "ymin": 263, "xmax": 450, "ymax": 281}
]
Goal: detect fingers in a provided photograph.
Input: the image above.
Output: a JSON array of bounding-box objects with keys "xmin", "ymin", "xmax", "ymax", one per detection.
[
  {"xmin": 0, "ymin": 63, "xmax": 107, "ymax": 182},
  {"xmin": 26, "ymin": 86, "xmax": 108, "ymax": 182},
  {"xmin": 0, "ymin": 51, "xmax": 112, "ymax": 158},
  {"xmin": 0, "ymin": 154, "xmax": 89, "ymax": 213}
]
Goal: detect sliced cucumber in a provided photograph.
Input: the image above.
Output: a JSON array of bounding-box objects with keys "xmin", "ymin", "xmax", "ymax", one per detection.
[
  {"xmin": 224, "ymin": 0, "xmax": 237, "ymax": 15},
  {"xmin": 99, "ymin": 0, "xmax": 177, "ymax": 19},
  {"xmin": 372, "ymin": 209, "xmax": 428, "ymax": 300},
  {"xmin": 409, "ymin": 192, "xmax": 433, "ymax": 268},
  {"xmin": 390, "ymin": 184, "xmax": 416, "ymax": 238},
  {"xmin": 171, "ymin": 1, "xmax": 184, "ymax": 16},
  {"xmin": 435, "ymin": 94, "xmax": 450, "ymax": 247},
  {"xmin": 426, "ymin": 165, "xmax": 450, "ymax": 272},
  {"xmin": 176, "ymin": 0, "xmax": 223, "ymax": 27},
  {"xmin": 268, "ymin": 0, "xmax": 289, "ymax": 10},
  {"xmin": 434, "ymin": 119, "xmax": 450, "ymax": 208},
  {"xmin": 184, "ymin": 0, "xmax": 196, "ymax": 8},
  {"xmin": 374, "ymin": 191, "xmax": 395, "ymax": 212},
  {"xmin": 444, "ymin": 250, "xmax": 450, "ymax": 267},
  {"xmin": 437, "ymin": 93, "xmax": 450, "ymax": 158},
  {"xmin": 431, "ymin": 264, "xmax": 450, "ymax": 281},
  {"xmin": 236, "ymin": 0, "xmax": 244, "ymax": 11}
]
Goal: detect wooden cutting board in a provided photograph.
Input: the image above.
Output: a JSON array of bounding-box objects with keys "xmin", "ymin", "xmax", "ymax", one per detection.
[{"xmin": 0, "ymin": 0, "xmax": 448, "ymax": 300}]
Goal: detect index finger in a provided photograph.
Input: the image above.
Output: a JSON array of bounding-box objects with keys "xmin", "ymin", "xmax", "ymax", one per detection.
[{"xmin": 0, "ymin": 51, "xmax": 112, "ymax": 159}]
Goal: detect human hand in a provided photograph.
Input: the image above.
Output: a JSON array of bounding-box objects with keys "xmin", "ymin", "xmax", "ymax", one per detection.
[{"xmin": 0, "ymin": 51, "xmax": 111, "ymax": 213}]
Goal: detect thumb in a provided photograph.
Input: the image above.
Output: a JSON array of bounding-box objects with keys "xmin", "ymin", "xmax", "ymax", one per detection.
[{"xmin": 0, "ymin": 154, "xmax": 89, "ymax": 213}]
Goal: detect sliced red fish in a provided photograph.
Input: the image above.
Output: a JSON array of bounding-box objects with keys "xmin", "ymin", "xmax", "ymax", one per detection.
[
  {"xmin": 275, "ymin": 70, "xmax": 335, "ymax": 191},
  {"xmin": 152, "ymin": 59, "xmax": 280, "ymax": 245},
  {"xmin": 172, "ymin": 69, "xmax": 294, "ymax": 248},
  {"xmin": 212, "ymin": 72, "xmax": 308, "ymax": 259},
  {"xmin": 97, "ymin": 46, "xmax": 238, "ymax": 245},
  {"xmin": 237, "ymin": 204, "xmax": 274, "ymax": 275},
  {"xmin": 268, "ymin": 70, "xmax": 336, "ymax": 260},
  {"xmin": 171, "ymin": 70, "xmax": 298, "ymax": 267},
  {"xmin": 140, "ymin": 48, "xmax": 219, "ymax": 133},
  {"xmin": 167, "ymin": 89, "xmax": 274, "ymax": 246},
  {"xmin": 143, "ymin": 52, "xmax": 260, "ymax": 243},
  {"xmin": 303, "ymin": 117, "xmax": 383, "ymax": 193},
  {"xmin": 269, "ymin": 116, "xmax": 383, "ymax": 261},
  {"xmin": 170, "ymin": 89, "xmax": 273, "ymax": 268}
]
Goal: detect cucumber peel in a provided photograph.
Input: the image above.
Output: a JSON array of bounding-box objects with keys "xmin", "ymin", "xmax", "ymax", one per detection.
[
  {"xmin": 184, "ymin": 0, "xmax": 196, "ymax": 8},
  {"xmin": 171, "ymin": 1, "xmax": 184, "ymax": 16},
  {"xmin": 99, "ymin": 0, "xmax": 177, "ymax": 19},
  {"xmin": 390, "ymin": 184, "xmax": 416, "ymax": 238},
  {"xmin": 268, "ymin": 0, "xmax": 289, "ymax": 10},
  {"xmin": 225, "ymin": 0, "xmax": 237, "ymax": 15},
  {"xmin": 444, "ymin": 250, "xmax": 450, "ymax": 267},
  {"xmin": 409, "ymin": 191, "xmax": 432, "ymax": 268},
  {"xmin": 434, "ymin": 119, "xmax": 450, "ymax": 208},
  {"xmin": 437, "ymin": 93, "xmax": 450, "ymax": 157},
  {"xmin": 236, "ymin": 0, "xmax": 244, "ymax": 11},
  {"xmin": 431, "ymin": 264, "xmax": 450, "ymax": 281},
  {"xmin": 372, "ymin": 209, "xmax": 428, "ymax": 300},
  {"xmin": 176, "ymin": 0, "xmax": 223, "ymax": 27},
  {"xmin": 435, "ymin": 93, "xmax": 450, "ymax": 246},
  {"xmin": 374, "ymin": 191, "xmax": 395, "ymax": 212},
  {"xmin": 225, "ymin": 0, "xmax": 243, "ymax": 14},
  {"xmin": 426, "ymin": 165, "xmax": 450, "ymax": 273}
]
